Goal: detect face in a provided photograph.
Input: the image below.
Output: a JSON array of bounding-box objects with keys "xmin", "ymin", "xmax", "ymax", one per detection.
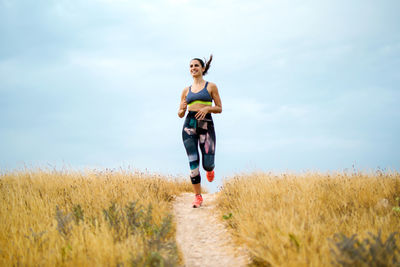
[{"xmin": 189, "ymin": 59, "xmax": 205, "ymax": 77}]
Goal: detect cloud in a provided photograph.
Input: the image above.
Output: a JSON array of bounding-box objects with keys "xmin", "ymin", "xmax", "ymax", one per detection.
[{"xmin": 1, "ymin": 0, "xmax": 399, "ymax": 175}]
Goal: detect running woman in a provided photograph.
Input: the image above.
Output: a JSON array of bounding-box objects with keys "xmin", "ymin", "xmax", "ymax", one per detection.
[{"xmin": 178, "ymin": 55, "xmax": 222, "ymax": 208}]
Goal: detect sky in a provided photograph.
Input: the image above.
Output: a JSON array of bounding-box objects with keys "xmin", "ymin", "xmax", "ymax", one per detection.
[{"xmin": 1, "ymin": 0, "xmax": 399, "ymax": 191}]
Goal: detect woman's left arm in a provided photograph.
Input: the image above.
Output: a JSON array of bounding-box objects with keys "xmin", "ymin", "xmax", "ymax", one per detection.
[
  {"xmin": 195, "ymin": 83, "xmax": 222, "ymax": 120},
  {"xmin": 209, "ymin": 83, "xmax": 222, "ymax": 114}
]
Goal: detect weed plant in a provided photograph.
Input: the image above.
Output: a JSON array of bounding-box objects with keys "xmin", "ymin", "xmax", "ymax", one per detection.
[
  {"xmin": 0, "ymin": 169, "xmax": 192, "ymax": 266},
  {"xmin": 217, "ymin": 171, "xmax": 400, "ymax": 266},
  {"xmin": 330, "ymin": 230, "xmax": 399, "ymax": 266}
]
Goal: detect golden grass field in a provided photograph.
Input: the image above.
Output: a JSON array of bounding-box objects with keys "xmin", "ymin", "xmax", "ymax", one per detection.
[
  {"xmin": 217, "ymin": 171, "xmax": 400, "ymax": 266},
  {"xmin": 0, "ymin": 169, "xmax": 192, "ymax": 266},
  {"xmin": 2, "ymin": 169, "xmax": 400, "ymax": 266}
]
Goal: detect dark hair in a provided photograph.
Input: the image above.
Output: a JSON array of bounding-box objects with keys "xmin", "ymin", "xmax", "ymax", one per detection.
[{"xmin": 192, "ymin": 54, "xmax": 213, "ymax": 75}]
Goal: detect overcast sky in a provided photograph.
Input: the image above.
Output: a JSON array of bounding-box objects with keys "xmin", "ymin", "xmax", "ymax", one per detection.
[{"xmin": 1, "ymin": 0, "xmax": 399, "ymax": 191}]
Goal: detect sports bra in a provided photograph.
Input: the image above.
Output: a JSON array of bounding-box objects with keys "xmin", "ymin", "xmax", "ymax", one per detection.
[{"xmin": 186, "ymin": 81, "xmax": 213, "ymax": 106}]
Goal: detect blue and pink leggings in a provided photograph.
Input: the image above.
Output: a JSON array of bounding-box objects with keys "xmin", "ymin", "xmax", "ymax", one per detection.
[{"xmin": 182, "ymin": 111, "xmax": 216, "ymax": 184}]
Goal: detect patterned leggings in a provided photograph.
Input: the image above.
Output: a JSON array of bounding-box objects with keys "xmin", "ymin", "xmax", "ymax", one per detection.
[{"xmin": 182, "ymin": 111, "xmax": 216, "ymax": 184}]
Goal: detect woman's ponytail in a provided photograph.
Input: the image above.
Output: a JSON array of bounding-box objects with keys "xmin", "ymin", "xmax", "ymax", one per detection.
[{"xmin": 203, "ymin": 54, "xmax": 213, "ymax": 75}]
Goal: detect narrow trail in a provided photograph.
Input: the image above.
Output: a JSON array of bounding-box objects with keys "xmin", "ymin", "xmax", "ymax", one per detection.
[{"xmin": 173, "ymin": 193, "xmax": 249, "ymax": 267}]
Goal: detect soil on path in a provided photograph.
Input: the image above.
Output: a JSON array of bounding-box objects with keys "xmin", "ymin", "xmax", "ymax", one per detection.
[{"xmin": 173, "ymin": 193, "xmax": 249, "ymax": 267}]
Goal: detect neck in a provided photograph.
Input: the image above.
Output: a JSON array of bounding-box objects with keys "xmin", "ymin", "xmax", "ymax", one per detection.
[{"xmin": 192, "ymin": 76, "xmax": 205, "ymax": 85}]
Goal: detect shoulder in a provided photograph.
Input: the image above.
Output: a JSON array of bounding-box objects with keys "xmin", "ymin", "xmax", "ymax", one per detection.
[
  {"xmin": 207, "ymin": 81, "xmax": 218, "ymax": 91},
  {"xmin": 182, "ymin": 86, "xmax": 189, "ymax": 95}
]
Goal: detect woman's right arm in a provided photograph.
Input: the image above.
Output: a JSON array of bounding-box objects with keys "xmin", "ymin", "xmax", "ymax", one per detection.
[{"xmin": 178, "ymin": 87, "xmax": 188, "ymax": 118}]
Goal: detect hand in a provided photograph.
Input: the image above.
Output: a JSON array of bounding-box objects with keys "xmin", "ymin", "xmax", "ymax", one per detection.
[
  {"xmin": 178, "ymin": 109, "xmax": 186, "ymax": 118},
  {"xmin": 195, "ymin": 106, "xmax": 209, "ymax": 120}
]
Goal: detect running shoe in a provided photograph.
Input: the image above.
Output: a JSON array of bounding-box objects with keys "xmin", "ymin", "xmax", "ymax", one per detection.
[
  {"xmin": 192, "ymin": 194, "xmax": 203, "ymax": 208},
  {"xmin": 206, "ymin": 170, "xmax": 215, "ymax": 182}
]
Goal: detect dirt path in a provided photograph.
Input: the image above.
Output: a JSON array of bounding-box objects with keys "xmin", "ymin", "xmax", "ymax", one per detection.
[{"xmin": 173, "ymin": 193, "xmax": 249, "ymax": 267}]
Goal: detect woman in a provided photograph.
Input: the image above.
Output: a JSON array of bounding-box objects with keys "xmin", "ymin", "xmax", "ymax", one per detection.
[{"xmin": 178, "ymin": 55, "xmax": 222, "ymax": 208}]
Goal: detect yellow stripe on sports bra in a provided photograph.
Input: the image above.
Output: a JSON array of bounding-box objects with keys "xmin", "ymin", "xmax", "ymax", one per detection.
[{"xmin": 188, "ymin": 100, "xmax": 212, "ymax": 106}]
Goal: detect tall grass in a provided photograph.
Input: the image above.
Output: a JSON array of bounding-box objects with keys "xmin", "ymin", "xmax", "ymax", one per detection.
[
  {"xmin": 217, "ymin": 171, "xmax": 400, "ymax": 266},
  {"xmin": 0, "ymin": 169, "xmax": 192, "ymax": 266}
]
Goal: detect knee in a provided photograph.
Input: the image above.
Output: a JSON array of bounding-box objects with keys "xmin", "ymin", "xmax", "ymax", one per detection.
[{"xmin": 190, "ymin": 166, "xmax": 201, "ymax": 184}]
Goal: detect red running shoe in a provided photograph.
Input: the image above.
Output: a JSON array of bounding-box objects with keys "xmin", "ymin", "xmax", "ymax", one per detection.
[
  {"xmin": 192, "ymin": 194, "xmax": 203, "ymax": 208},
  {"xmin": 206, "ymin": 170, "xmax": 215, "ymax": 182}
]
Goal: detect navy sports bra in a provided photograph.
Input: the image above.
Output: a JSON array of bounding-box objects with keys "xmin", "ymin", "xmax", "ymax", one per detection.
[{"xmin": 186, "ymin": 81, "xmax": 213, "ymax": 106}]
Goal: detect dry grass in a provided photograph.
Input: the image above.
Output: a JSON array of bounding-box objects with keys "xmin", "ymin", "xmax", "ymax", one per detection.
[
  {"xmin": 0, "ymin": 169, "xmax": 192, "ymax": 266},
  {"xmin": 217, "ymin": 171, "xmax": 400, "ymax": 266}
]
